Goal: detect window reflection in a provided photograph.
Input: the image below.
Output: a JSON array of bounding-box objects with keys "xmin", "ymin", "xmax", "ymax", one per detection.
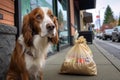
[
  {"xmin": 30, "ymin": 0, "xmax": 52, "ymax": 10},
  {"xmin": 58, "ymin": 1, "xmax": 68, "ymax": 46},
  {"xmin": 21, "ymin": 0, "xmax": 69, "ymax": 51}
]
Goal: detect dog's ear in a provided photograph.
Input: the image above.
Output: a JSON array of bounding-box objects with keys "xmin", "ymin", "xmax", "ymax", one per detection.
[
  {"xmin": 51, "ymin": 17, "xmax": 59, "ymax": 44},
  {"xmin": 22, "ymin": 14, "xmax": 33, "ymax": 47}
]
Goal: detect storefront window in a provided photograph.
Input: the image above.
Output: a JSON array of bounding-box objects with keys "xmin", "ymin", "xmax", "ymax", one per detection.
[
  {"xmin": 21, "ymin": 0, "xmax": 31, "ymax": 19},
  {"xmin": 30, "ymin": 0, "xmax": 56, "ymax": 52},
  {"xmin": 22, "ymin": 0, "xmax": 53, "ymax": 16},
  {"xmin": 30, "ymin": 0, "xmax": 52, "ymax": 10},
  {"xmin": 57, "ymin": 0, "xmax": 68, "ymax": 46},
  {"xmin": 21, "ymin": 0, "xmax": 69, "ymax": 51},
  {"xmin": 30, "ymin": 0, "xmax": 37, "ymax": 10}
]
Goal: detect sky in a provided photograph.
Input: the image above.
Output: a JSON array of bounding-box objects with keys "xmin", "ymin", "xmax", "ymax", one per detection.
[{"xmin": 87, "ymin": 0, "xmax": 120, "ymax": 29}]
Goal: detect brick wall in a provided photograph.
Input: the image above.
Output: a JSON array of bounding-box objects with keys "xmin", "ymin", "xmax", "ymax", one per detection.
[{"xmin": 0, "ymin": 0, "xmax": 14, "ymax": 26}]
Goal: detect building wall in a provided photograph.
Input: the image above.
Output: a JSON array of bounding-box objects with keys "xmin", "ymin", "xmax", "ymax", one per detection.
[
  {"xmin": 0, "ymin": 0, "xmax": 14, "ymax": 26},
  {"xmin": 0, "ymin": 24, "xmax": 17, "ymax": 80},
  {"xmin": 70, "ymin": 0, "xmax": 75, "ymax": 36},
  {"xmin": 0, "ymin": 0, "xmax": 16, "ymax": 79}
]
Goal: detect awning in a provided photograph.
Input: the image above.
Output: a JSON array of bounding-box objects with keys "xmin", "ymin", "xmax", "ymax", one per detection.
[
  {"xmin": 59, "ymin": 0, "xmax": 96, "ymax": 10},
  {"xmin": 83, "ymin": 12, "xmax": 93, "ymax": 23},
  {"xmin": 79, "ymin": 0, "xmax": 96, "ymax": 10}
]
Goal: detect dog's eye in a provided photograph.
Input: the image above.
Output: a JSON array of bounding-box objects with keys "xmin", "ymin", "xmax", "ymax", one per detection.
[
  {"xmin": 50, "ymin": 15, "xmax": 54, "ymax": 18},
  {"xmin": 36, "ymin": 15, "xmax": 41, "ymax": 20}
]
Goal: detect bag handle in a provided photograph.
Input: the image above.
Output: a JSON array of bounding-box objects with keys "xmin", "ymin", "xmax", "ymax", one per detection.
[{"xmin": 75, "ymin": 36, "xmax": 86, "ymax": 44}]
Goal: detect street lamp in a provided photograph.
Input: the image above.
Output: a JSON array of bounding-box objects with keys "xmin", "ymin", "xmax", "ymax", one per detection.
[{"xmin": 98, "ymin": 7, "xmax": 105, "ymax": 28}]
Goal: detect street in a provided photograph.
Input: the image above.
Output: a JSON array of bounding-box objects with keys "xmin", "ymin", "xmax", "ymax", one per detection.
[
  {"xmin": 43, "ymin": 40, "xmax": 120, "ymax": 80},
  {"xmin": 94, "ymin": 38, "xmax": 120, "ymax": 60}
]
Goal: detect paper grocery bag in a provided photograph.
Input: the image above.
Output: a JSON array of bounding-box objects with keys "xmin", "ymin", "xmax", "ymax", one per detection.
[{"xmin": 60, "ymin": 36, "xmax": 97, "ymax": 75}]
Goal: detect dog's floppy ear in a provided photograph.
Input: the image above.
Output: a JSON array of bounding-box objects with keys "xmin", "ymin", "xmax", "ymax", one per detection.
[
  {"xmin": 22, "ymin": 14, "xmax": 33, "ymax": 47},
  {"xmin": 51, "ymin": 17, "xmax": 59, "ymax": 44}
]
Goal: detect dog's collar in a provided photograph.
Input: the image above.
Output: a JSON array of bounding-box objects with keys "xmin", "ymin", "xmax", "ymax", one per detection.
[
  {"xmin": 48, "ymin": 37, "xmax": 52, "ymax": 42},
  {"xmin": 26, "ymin": 50, "xmax": 33, "ymax": 57},
  {"xmin": 23, "ymin": 48, "xmax": 33, "ymax": 57}
]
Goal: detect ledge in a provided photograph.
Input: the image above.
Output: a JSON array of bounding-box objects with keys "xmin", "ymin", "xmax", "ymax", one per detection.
[{"xmin": 0, "ymin": 24, "xmax": 17, "ymax": 35}]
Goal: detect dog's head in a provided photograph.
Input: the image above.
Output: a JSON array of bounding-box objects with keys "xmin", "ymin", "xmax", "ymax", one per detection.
[{"xmin": 22, "ymin": 7, "xmax": 58, "ymax": 47}]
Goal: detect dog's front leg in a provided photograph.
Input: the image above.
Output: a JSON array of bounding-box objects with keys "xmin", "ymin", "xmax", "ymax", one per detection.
[
  {"xmin": 6, "ymin": 72, "xmax": 18, "ymax": 80},
  {"xmin": 21, "ymin": 71, "xmax": 29, "ymax": 80},
  {"xmin": 39, "ymin": 71, "xmax": 43, "ymax": 80}
]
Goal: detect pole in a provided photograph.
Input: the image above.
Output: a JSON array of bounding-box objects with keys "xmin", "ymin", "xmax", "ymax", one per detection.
[
  {"xmin": 98, "ymin": 10, "xmax": 101, "ymax": 33},
  {"xmin": 98, "ymin": 7, "xmax": 105, "ymax": 32}
]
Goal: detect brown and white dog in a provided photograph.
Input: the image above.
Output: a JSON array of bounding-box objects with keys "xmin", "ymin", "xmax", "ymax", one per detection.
[{"xmin": 6, "ymin": 7, "xmax": 58, "ymax": 80}]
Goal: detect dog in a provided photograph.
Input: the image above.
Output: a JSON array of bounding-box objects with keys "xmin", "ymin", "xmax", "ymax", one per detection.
[{"xmin": 6, "ymin": 7, "xmax": 58, "ymax": 80}]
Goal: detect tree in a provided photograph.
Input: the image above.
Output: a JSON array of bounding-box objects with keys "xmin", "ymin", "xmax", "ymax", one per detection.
[
  {"xmin": 103, "ymin": 5, "xmax": 115, "ymax": 24},
  {"xmin": 118, "ymin": 14, "xmax": 120, "ymax": 26},
  {"xmin": 58, "ymin": 10, "xmax": 64, "ymax": 27}
]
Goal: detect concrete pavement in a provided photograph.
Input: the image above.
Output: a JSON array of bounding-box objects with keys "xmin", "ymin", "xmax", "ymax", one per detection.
[{"xmin": 43, "ymin": 41, "xmax": 120, "ymax": 80}]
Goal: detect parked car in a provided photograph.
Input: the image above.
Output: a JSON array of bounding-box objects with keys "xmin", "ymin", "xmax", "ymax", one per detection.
[
  {"xmin": 112, "ymin": 26, "xmax": 120, "ymax": 42},
  {"xmin": 96, "ymin": 32, "xmax": 103, "ymax": 39},
  {"xmin": 102, "ymin": 29, "xmax": 113, "ymax": 40}
]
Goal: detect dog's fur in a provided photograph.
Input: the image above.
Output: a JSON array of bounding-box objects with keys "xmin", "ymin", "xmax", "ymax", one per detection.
[{"xmin": 6, "ymin": 7, "xmax": 58, "ymax": 80}]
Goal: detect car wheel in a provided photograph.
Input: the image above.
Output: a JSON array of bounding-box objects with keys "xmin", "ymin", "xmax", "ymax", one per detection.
[
  {"xmin": 105, "ymin": 37, "xmax": 107, "ymax": 40},
  {"xmin": 110, "ymin": 37, "xmax": 112, "ymax": 40},
  {"xmin": 102, "ymin": 37, "xmax": 104, "ymax": 40},
  {"xmin": 103, "ymin": 37, "xmax": 107, "ymax": 40},
  {"xmin": 112, "ymin": 38, "xmax": 115, "ymax": 42},
  {"xmin": 117, "ymin": 38, "xmax": 120, "ymax": 42},
  {"xmin": 102, "ymin": 36, "xmax": 105, "ymax": 40}
]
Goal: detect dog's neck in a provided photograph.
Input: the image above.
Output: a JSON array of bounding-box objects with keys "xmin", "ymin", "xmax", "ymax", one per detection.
[
  {"xmin": 18, "ymin": 35, "xmax": 51, "ymax": 58},
  {"xmin": 33, "ymin": 35, "xmax": 50, "ymax": 51}
]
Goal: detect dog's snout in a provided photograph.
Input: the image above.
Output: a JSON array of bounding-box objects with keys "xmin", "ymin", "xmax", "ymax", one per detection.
[{"xmin": 46, "ymin": 23, "xmax": 55, "ymax": 31}]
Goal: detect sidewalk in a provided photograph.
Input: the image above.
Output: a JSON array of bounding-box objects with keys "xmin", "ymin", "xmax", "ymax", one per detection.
[{"xmin": 43, "ymin": 41, "xmax": 120, "ymax": 80}]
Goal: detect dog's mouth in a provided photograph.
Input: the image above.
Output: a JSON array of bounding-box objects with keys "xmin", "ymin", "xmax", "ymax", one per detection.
[
  {"xmin": 48, "ymin": 30, "xmax": 55, "ymax": 37},
  {"xmin": 47, "ymin": 33, "xmax": 55, "ymax": 38},
  {"xmin": 40, "ymin": 31, "xmax": 55, "ymax": 38}
]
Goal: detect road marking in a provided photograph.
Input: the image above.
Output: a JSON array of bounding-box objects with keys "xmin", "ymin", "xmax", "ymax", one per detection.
[
  {"xmin": 95, "ymin": 39, "xmax": 120, "ymax": 50},
  {"xmin": 106, "ymin": 42, "xmax": 120, "ymax": 50}
]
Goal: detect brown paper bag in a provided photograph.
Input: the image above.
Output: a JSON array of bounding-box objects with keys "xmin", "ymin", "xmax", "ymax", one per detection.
[{"xmin": 60, "ymin": 36, "xmax": 97, "ymax": 75}]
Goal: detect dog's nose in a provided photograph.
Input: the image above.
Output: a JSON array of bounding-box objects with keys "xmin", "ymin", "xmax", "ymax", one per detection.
[{"xmin": 46, "ymin": 23, "xmax": 55, "ymax": 31}]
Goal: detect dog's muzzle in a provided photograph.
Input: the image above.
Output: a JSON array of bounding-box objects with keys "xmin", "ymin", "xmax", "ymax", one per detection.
[
  {"xmin": 46, "ymin": 23, "xmax": 55, "ymax": 36},
  {"xmin": 46, "ymin": 23, "xmax": 55, "ymax": 31}
]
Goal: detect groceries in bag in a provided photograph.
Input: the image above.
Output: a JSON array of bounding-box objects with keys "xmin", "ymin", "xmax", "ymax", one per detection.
[{"xmin": 60, "ymin": 36, "xmax": 97, "ymax": 75}]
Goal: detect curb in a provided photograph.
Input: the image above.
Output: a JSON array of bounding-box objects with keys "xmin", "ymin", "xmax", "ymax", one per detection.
[{"xmin": 93, "ymin": 41, "xmax": 120, "ymax": 72}]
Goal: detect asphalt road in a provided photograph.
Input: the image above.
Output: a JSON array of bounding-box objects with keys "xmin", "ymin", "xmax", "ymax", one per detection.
[{"xmin": 94, "ymin": 38, "xmax": 120, "ymax": 60}]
